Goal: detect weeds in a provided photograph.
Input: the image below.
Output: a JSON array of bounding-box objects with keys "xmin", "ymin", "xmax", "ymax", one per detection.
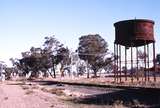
[
  {"xmin": 48, "ymin": 88, "xmax": 65, "ymax": 96},
  {"xmin": 21, "ymin": 85, "xmax": 29, "ymax": 90},
  {"xmin": 4, "ymin": 97, "xmax": 8, "ymax": 100},
  {"xmin": 25, "ymin": 90, "xmax": 34, "ymax": 95}
]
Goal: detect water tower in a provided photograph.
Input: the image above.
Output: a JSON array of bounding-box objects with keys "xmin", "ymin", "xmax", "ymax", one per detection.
[{"xmin": 114, "ymin": 19, "xmax": 156, "ymax": 83}]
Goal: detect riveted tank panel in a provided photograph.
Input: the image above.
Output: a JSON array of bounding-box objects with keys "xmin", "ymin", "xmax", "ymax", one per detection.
[{"xmin": 114, "ymin": 19, "xmax": 155, "ymax": 47}]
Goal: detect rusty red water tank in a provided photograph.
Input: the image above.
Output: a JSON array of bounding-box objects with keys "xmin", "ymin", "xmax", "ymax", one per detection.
[{"xmin": 114, "ymin": 19, "xmax": 155, "ymax": 47}]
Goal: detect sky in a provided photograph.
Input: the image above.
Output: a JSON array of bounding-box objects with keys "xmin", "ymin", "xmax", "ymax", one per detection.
[{"xmin": 0, "ymin": 0, "xmax": 160, "ymax": 66}]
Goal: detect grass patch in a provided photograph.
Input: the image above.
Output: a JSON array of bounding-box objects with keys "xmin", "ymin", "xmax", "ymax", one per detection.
[
  {"xmin": 21, "ymin": 85, "xmax": 30, "ymax": 90},
  {"xmin": 25, "ymin": 90, "xmax": 34, "ymax": 95},
  {"xmin": 50, "ymin": 105, "xmax": 54, "ymax": 107},
  {"xmin": 41, "ymin": 87, "xmax": 65, "ymax": 96},
  {"xmin": 113, "ymin": 100, "xmax": 126, "ymax": 108},
  {"xmin": 31, "ymin": 85, "xmax": 39, "ymax": 89},
  {"xmin": 49, "ymin": 88, "xmax": 65, "ymax": 96},
  {"xmin": 4, "ymin": 97, "xmax": 8, "ymax": 100},
  {"xmin": 41, "ymin": 87, "xmax": 49, "ymax": 92}
]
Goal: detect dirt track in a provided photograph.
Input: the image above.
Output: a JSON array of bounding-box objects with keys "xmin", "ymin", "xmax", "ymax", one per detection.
[
  {"xmin": 0, "ymin": 81, "xmax": 67, "ymax": 108},
  {"xmin": 31, "ymin": 79, "xmax": 160, "ymax": 108},
  {"xmin": 1, "ymin": 79, "xmax": 160, "ymax": 108}
]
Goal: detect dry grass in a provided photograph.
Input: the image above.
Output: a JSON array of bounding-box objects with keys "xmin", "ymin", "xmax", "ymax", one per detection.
[
  {"xmin": 21, "ymin": 85, "xmax": 30, "ymax": 90},
  {"xmin": 41, "ymin": 87, "xmax": 65, "ymax": 96},
  {"xmin": 41, "ymin": 87, "xmax": 49, "ymax": 92},
  {"xmin": 62, "ymin": 102, "xmax": 114, "ymax": 108},
  {"xmin": 48, "ymin": 88, "xmax": 65, "ymax": 96},
  {"xmin": 25, "ymin": 90, "xmax": 34, "ymax": 95},
  {"xmin": 112, "ymin": 100, "xmax": 125, "ymax": 108},
  {"xmin": 31, "ymin": 85, "xmax": 39, "ymax": 89},
  {"xmin": 50, "ymin": 105, "xmax": 54, "ymax": 107},
  {"xmin": 4, "ymin": 97, "xmax": 8, "ymax": 100}
]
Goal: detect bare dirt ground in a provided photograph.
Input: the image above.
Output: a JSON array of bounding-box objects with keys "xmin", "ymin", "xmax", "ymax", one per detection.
[
  {"xmin": 0, "ymin": 81, "xmax": 69, "ymax": 108},
  {"xmin": 50, "ymin": 76, "xmax": 160, "ymax": 89},
  {"xmin": 0, "ymin": 81, "xmax": 115, "ymax": 108},
  {"xmin": 1, "ymin": 76, "xmax": 160, "ymax": 108},
  {"xmin": 33, "ymin": 76, "xmax": 160, "ymax": 108}
]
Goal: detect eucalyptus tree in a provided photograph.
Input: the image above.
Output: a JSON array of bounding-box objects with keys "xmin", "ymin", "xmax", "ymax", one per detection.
[
  {"xmin": 17, "ymin": 36, "xmax": 71, "ymax": 79},
  {"xmin": 77, "ymin": 34, "xmax": 109, "ymax": 77}
]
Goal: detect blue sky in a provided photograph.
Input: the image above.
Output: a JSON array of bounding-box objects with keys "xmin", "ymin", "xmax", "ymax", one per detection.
[{"xmin": 0, "ymin": 0, "xmax": 160, "ymax": 66}]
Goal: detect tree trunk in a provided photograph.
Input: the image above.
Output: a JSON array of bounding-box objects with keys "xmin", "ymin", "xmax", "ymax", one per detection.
[
  {"xmin": 92, "ymin": 66, "xmax": 98, "ymax": 78},
  {"xmin": 87, "ymin": 67, "xmax": 89, "ymax": 78},
  {"xmin": 93, "ymin": 71, "xmax": 97, "ymax": 78},
  {"xmin": 51, "ymin": 57, "xmax": 56, "ymax": 78},
  {"xmin": 48, "ymin": 69, "xmax": 55, "ymax": 78},
  {"xmin": 43, "ymin": 71, "xmax": 49, "ymax": 78},
  {"xmin": 52, "ymin": 65, "xmax": 56, "ymax": 78},
  {"xmin": 29, "ymin": 71, "xmax": 39, "ymax": 79},
  {"xmin": 60, "ymin": 65, "xmax": 64, "ymax": 77},
  {"xmin": 87, "ymin": 61, "xmax": 89, "ymax": 78}
]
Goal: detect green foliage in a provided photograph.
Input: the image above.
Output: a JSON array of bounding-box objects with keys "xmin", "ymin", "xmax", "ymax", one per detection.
[
  {"xmin": 9, "ymin": 34, "xmax": 113, "ymax": 79},
  {"xmin": 77, "ymin": 34, "xmax": 109, "ymax": 77},
  {"xmin": 15, "ymin": 36, "xmax": 71, "ymax": 79}
]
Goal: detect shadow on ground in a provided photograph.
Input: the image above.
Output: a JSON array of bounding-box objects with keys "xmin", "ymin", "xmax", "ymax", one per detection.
[
  {"xmin": 30, "ymin": 80, "xmax": 160, "ymax": 108},
  {"xmin": 74, "ymin": 88, "xmax": 160, "ymax": 108},
  {"xmin": 31, "ymin": 80, "xmax": 60, "ymax": 85}
]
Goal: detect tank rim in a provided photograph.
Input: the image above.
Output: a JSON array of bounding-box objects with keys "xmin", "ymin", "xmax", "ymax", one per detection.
[{"xmin": 114, "ymin": 19, "xmax": 154, "ymax": 26}]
